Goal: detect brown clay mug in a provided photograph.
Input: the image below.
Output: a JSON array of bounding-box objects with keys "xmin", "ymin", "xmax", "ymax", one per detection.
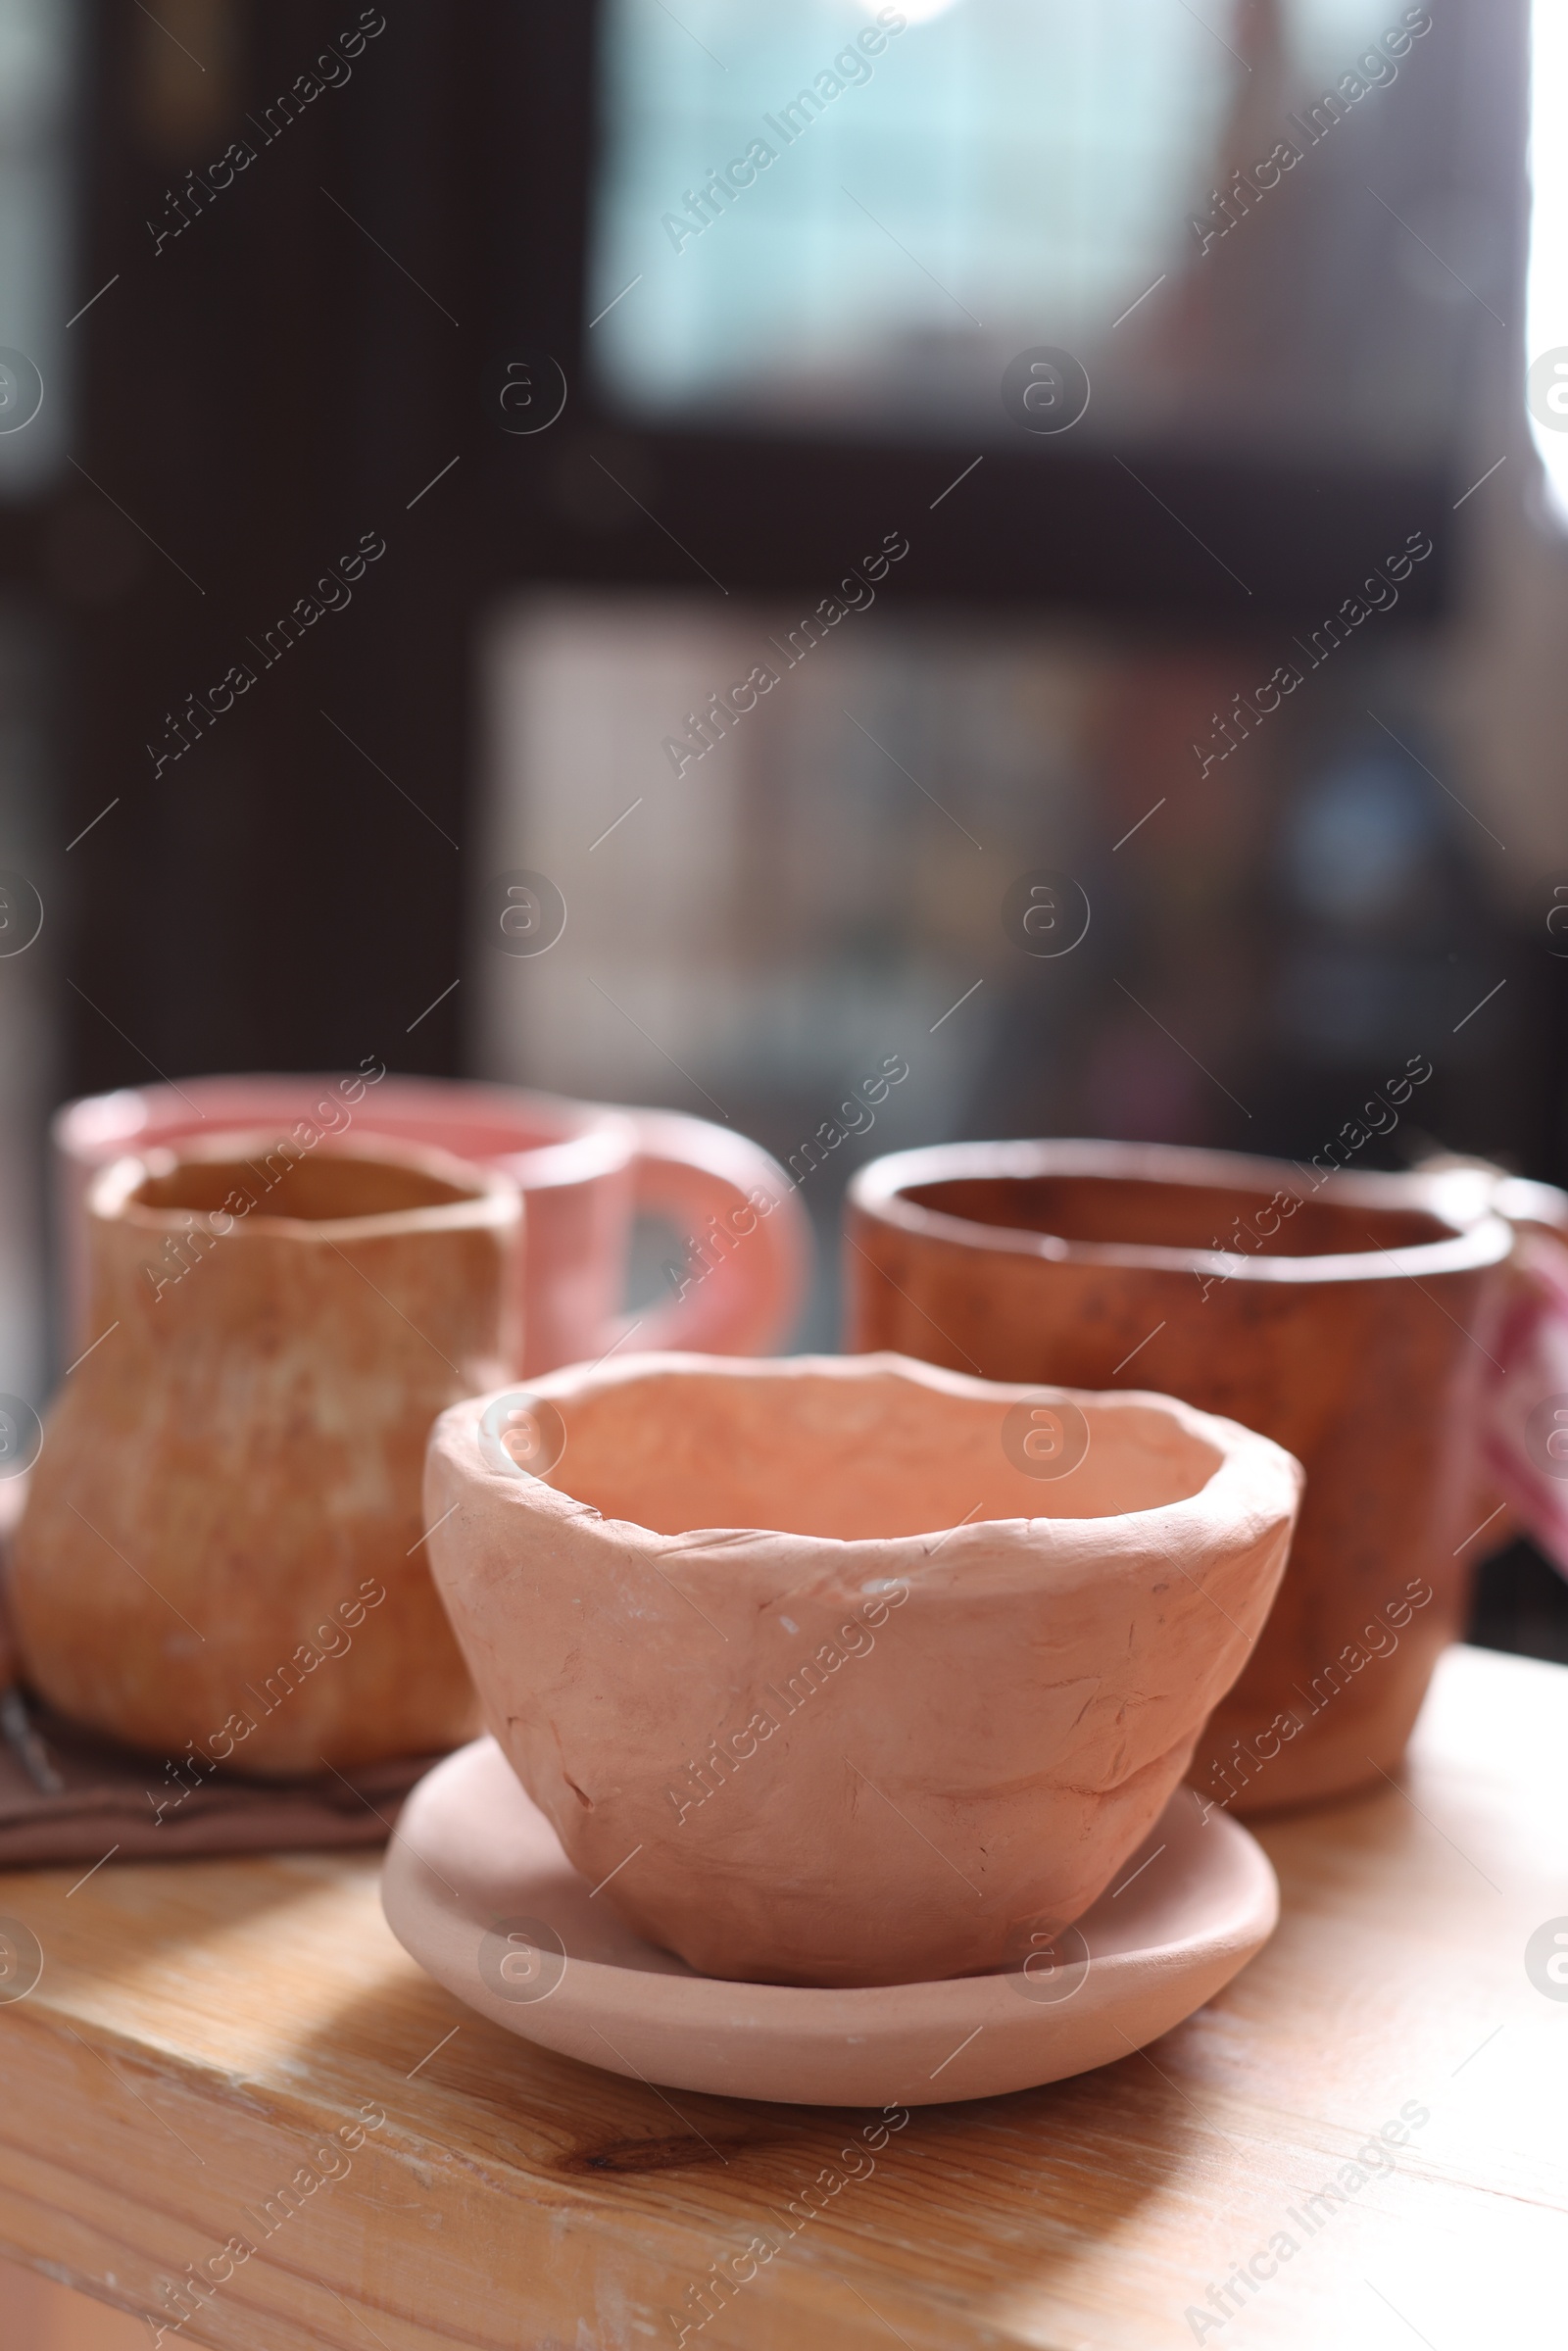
[
  {"xmin": 845, "ymin": 1140, "xmax": 1519, "ymax": 1812},
  {"xmin": 11, "ymin": 1133, "xmax": 519, "ymax": 1775}
]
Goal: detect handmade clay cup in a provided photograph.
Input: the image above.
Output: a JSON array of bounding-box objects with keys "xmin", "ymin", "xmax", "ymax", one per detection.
[
  {"xmin": 11, "ymin": 1134, "xmax": 520, "ymax": 1775},
  {"xmin": 423, "ymin": 1352, "xmax": 1301, "ymax": 1988},
  {"xmin": 53, "ymin": 1073, "xmax": 811, "ymax": 1377},
  {"xmin": 845, "ymin": 1141, "xmax": 1518, "ymax": 1813}
]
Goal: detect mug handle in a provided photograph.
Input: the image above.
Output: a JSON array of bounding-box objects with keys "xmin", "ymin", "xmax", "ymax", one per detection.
[
  {"xmin": 615, "ymin": 1109, "xmax": 812, "ymax": 1356},
  {"xmin": 1479, "ymin": 1179, "xmax": 1568, "ymax": 1580},
  {"xmin": 1419, "ymin": 1162, "xmax": 1568, "ymax": 1578}
]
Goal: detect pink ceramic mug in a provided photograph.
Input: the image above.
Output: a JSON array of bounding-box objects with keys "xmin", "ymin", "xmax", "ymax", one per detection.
[{"xmin": 53, "ymin": 1074, "xmax": 812, "ymax": 1376}]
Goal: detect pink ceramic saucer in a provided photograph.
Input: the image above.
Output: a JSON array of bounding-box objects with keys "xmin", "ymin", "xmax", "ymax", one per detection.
[{"xmin": 380, "ymin": 1739, "xmax": 1278, "ymax": 2108}]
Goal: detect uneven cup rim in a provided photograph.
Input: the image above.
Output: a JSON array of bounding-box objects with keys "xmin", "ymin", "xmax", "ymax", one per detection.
[
  {"xmin": 432, "ymin": 1348, "xmax": 1301, "ymax": 1566},
  {"xmin": 847, "ymin": 1138, "xmax": 1514, "ymax": 1286},
  {"xmin": 88, "ymin": 1129, "xmax": 521, "ymax": 1246},
  {"xmin": 55, "ymin": 1072, "xmax": 638, "ymax": 1193}
]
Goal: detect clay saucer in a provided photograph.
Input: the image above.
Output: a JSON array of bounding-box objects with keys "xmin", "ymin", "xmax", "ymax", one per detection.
[
  {"xmin": 423, "ymin": 1355, "xmax": 1300, "ymax": 1989},
  {"xmin": 381, "ymin": 1737, "xmax": 1278, "ymax": 2108}
]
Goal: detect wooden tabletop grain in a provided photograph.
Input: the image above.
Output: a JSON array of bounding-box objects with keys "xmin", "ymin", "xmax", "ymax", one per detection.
[{"xmin": 0, "ymin": 1642, "xmax": 1564, "ymax": 2351}]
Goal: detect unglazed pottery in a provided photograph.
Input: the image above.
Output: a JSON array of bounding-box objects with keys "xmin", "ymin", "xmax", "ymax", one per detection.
[
  {"xmin": 845, "ymin": 1141, "xmax": 1519, "ymax": 1813},
  {"xmin": 381, "ymin": 1737, "xmax": 1278, "ymax": 2105},
  {"xmin": 10, "ymin": 1134, "xmax": 519, "ymax": 1775},
  {"xmin": 422, "ymin": 1352, "xmax": 1300, "ymax": 1989},
  {"xmin": 53, "ymin": 1073, "xmax": 811, "ymax": 1376}
]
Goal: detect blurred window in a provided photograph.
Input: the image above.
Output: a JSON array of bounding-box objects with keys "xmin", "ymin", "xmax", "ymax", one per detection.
[
  {"xmin": 0, "ymin": 0, "xmax": 74, "ymax": 494},
  {"xmin": 589, "ymin": 0, "xmax": 1477, "ymax": 460},
  {"xmin": 1527, "ymin": 0, "xmax": 1568, "ymax": 520},
  {"xmin": 0, "ymin": 0, "xmax": 73, "ymax": 1396}
]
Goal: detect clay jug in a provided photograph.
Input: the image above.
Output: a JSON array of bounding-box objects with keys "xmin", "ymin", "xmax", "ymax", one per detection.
[
  {"xmin": 53, "ymin": 1074, "xmax": 812, "ymax": 1377},
  {"xmin": 10, "ymin": 1133, "xmax": 519, "ymax": 1776}
]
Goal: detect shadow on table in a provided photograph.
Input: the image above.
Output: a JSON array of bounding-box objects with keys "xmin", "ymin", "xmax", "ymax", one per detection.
[
  {"xmin": 0, "ymin": 1845, "xmax": 379, "ymax": 1998},
  {"xmin": 294, "ymin": 1951, "xmax": 1216, "ymax": 2347}
]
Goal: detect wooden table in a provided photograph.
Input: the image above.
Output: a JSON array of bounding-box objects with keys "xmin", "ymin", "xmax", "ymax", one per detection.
[{"xmin": 0, "ymin": 1642, "xmax": 1564, "ymax": 2351}]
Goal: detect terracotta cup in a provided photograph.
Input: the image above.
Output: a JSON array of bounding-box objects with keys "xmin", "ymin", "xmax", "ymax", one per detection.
[
  {"xmin": 10, "ymin": 1133, "xmax": 519, "ymax": 1775},
  {"xmin": 845, "ymin": 1141, "xmax": 1520, "ymax": 1813},
  {"xmin": 423, "ymin": 1352, "xmax": 1300, "ymax": 1988},
  {"xmin": 53, "ymin": 1073, "xmax": 811, "ymax": 1377}
]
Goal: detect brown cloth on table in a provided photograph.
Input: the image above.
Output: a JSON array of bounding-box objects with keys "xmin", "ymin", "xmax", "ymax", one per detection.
[{"xmin": 0, "ymin": 1691, "xmax": 442, "ymax": 1867}]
